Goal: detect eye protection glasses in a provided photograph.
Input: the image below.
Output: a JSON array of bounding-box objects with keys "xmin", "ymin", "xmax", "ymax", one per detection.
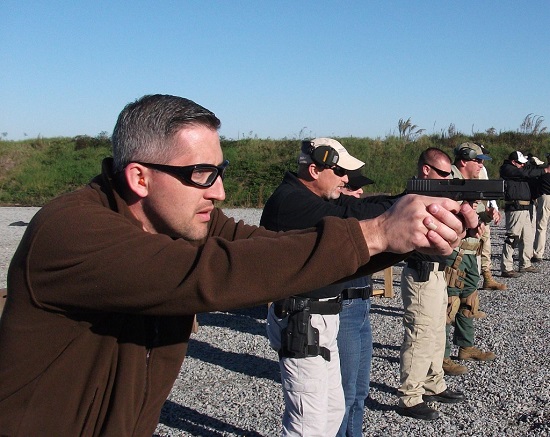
[
  {"xmin": 135, "ymin": 159, "xmax": 229, "ymax": 188},
  {"xmin": 331, "ymin": 166, "xmax": 347, "ymax": 177},
  {"xmin": 425, "ymin": 163, "xmax": 452, "ymax": 178}
]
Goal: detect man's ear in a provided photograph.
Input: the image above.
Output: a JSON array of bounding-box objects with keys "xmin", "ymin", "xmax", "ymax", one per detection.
[
  {"xmin": 308, "ymin": 163, "xmax": 321, "ymax": 180},
  {"xmin": 421, "ymin": 164, "xmax": 430, "ymax": 178},
  {"xmin": 124, "ymin": 163, "xmax": 149, "ymax": 198}
]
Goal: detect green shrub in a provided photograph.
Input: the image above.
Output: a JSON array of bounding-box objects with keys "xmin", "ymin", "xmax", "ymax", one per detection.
[{"xmin": 0, "ymin": 137, "xmax": 111, "ymax": 205}]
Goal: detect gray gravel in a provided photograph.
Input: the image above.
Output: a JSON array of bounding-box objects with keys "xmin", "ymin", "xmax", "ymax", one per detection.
[
  {"xmin": 1, "ymin": 207, "xmax": 549, "ymax": 436},
  {"xmin": 0, "ymin": 207, "xmax": 39, "ymax": 289}
]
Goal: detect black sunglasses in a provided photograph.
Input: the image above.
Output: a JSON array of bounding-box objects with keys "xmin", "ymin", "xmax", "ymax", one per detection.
[
  {"xmin": 468, "ymin": 158, "xmax": 484, "ymax": 164},
  {"xmin": 331, "ymin": 166, "xmax": 347, "ymax": 177},
  {"xmin": 425, "ymin": 163, "xmax": 451, "ymax": 178},
  {"xmin": 135, "ymin": 159, "xmax": 229, "ymax": 188}
]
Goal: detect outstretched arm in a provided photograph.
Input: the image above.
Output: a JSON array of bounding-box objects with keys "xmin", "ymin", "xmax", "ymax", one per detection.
[{"xmin": 359, "ymin": 194, "xmax": 477, "ymax": 257}]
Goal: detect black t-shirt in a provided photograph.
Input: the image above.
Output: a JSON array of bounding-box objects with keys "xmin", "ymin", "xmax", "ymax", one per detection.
[{"xmin": 260, "ymin": 171, "xmax": 399, "ymax": 298}]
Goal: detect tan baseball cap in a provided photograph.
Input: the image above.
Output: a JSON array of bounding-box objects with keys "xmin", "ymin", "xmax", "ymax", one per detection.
[
  {"xmin": 298, "ymin": 138, "xmax": 365, "ymax": 170},
  {"xmin": 455, "ymin": 142, "xmax": 492, "ymax": 160}
]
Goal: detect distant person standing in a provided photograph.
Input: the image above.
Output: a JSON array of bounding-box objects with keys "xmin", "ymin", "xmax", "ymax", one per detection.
[
  {"xmin": 530, "ymin": 156, "xmax": 550, "ymax": 262},
  {"xmin": 477, "ymin": 153, "xmax": 506, "ymax": 291},
  {"xmin": 500, "ymin": 151, "xmax": 550, "ymax": 277},
  {"xmin": 444, "ymin": 143, "xmax": 497, "ymax": 374}
]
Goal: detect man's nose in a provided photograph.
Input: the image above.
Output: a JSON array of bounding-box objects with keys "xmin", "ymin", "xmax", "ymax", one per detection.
[{"xmin": 207, "ymin": 176, "xmax": 226, "ymax": 201}]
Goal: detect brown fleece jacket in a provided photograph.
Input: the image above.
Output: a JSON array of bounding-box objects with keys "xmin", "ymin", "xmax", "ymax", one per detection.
[{"xmin": 0, "ymin": 159, "xmax": 401, "ymax": 436}]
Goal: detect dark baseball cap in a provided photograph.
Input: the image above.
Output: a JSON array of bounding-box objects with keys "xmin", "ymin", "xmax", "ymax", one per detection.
[{"xmin": 346, "ymin": 169, "xmax": 374, "ymax": 190}]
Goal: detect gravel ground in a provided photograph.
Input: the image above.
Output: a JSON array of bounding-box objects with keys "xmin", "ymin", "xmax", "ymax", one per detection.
[{"xmin": 1, "ymin": 207, "xmax": 549, "ymax": 436}]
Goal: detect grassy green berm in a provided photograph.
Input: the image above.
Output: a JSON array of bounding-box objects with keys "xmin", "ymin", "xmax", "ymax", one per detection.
[{"xmin": 1, "ymin": 132, "xmax": 549, "ymax": 207}]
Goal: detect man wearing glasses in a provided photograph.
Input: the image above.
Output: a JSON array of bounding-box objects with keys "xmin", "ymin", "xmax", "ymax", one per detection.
[
  {"xmin": 443, "ymin": 143, "xmax": 497, "ymax": 374},
  {"xmin": 398, "ymin": 148, "xmax": 465, "ymax": 421},
  {"xmin": 0, "ymin": 96, "xmax": 477, "ymax": 436},
  {"xmin": 261, "ymin": 138, "xmax": 401, "ymax": 436}
]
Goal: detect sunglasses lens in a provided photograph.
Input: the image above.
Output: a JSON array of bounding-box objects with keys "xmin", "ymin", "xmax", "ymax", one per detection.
[
  {"xmin": 333, "ymin": 166, "xmax": 346, "ymax": 177},
  {"xmin": 427, "ymin": 163, "xmax": 451, "ymax": 178}
]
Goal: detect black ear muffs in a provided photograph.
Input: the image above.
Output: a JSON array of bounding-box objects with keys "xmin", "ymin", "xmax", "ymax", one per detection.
[
  {"xmin": 301, "ymin": 140, "xmax": 339, "ymax": 167},
  {"xmin": 456, "ymin": 147, "xmax": 477, "ymax": 160}
]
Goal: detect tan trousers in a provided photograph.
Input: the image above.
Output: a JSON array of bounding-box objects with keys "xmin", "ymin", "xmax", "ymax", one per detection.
[
  {"xmin": 534, "ymin": 194, "xmax": 550, "ymax": 259},
  {"xmin": 398, "ymin": 267, "xmax": 447, "ymax": 407},
  {"xmin": 502, "ymin": 209, "xmax": 534, "ymax": 271},
  {"xmin": 480, "ymin": 225, "xmax": 492, "ymax": 273}
]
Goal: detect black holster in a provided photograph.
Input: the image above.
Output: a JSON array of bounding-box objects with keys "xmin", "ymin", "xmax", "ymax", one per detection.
[
  {"xmin": 417, "ymin": 262, "xmax": 432, "ymax": 282},
  {"xmin": 407, "ymin": 259, "xmax": 445, "ymax": 282},
  {"xmin": 280, "ymin": 308, "xmax": 331, "ymax": 361}
]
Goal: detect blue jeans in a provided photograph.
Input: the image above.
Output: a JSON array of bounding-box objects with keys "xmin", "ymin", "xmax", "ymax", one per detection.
[{"xmin": 336, "ymin": 297, "xmax": 373, "ymax": 437}]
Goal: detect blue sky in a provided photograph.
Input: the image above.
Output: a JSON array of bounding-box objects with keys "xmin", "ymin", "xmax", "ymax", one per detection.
[{"xmin": 1, "ymin": 1, "xmax": 549, "ymax": 141}]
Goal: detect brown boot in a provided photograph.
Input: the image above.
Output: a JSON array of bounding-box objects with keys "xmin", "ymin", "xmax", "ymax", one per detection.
[
  {"xmin": 481, "ymin": 270, "xmax": 507, "ymax": 290},
  {"xmin": 458, "ymin": 346, "xmax": 496, "ymax": 361},
  {"xmin": 442, "ymin": 357, "xmax": 468, "ymax": 376}
]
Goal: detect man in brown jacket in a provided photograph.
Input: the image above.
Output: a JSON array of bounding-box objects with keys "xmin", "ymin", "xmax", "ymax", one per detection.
[{"xmin": 0, "ymin": 94, "xmax": 477, "ymax": 436}]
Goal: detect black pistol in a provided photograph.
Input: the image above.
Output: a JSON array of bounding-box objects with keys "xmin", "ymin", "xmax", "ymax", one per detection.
[{"xmin": 406, "ymin": 178, "xmax": 505, "ymax": 201}]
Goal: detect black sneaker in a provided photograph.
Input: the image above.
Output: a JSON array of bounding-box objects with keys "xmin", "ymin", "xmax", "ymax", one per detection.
[
  {"xmin": 532, "ymin": 257, "xmax": 543, "ymax": 263},
  {"xmin": 397, "ymin": 402, "xmax": 440, "ymax": 421}
]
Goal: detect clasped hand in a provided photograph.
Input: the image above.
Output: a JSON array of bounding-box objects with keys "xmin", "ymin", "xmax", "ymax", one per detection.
[{"xmin": 361, "ymin": 194, "xmax": 479, "ymax": 257}]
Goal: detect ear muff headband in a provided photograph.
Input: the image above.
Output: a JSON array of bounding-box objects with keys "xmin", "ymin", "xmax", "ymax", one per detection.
[
  {"xmin": 456, "ymin": 147, "xmax": 478, "ymax": 160},
  {"xmin": 301, "ymin": 141, "xmax": 340, "ymax": 167}
]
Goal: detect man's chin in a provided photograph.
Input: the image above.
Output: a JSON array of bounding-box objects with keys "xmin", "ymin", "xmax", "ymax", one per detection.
[
  {"xmin": 174, "ymin": 224, "xmax": 209, "ymax": 242},
  {"xmin": 189, "ymin": 225, "xmax": 209, "ymax": 242}
]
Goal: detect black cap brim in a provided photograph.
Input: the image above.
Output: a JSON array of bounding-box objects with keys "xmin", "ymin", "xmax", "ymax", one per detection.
[{"xmin": 347, "ymin": 174, "xmax": 375, "ymax": 190}]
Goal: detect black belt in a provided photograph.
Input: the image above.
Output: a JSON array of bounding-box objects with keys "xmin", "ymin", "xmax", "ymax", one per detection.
[
  {"xmin": 406, "ymin": 259, "xmax": 445, "ymax": 272},
  {"xmin": 504, "ymin": 201, "xmax": 531, "ymax": 211},
  {"xmin": 505, "ymin": 200, "xmax": 531, "ymax": 206},
  {"xmin": 273, "ymin": 296, "xmax": 342, "ymax": 318},
  {"xmin": 341, "ymin": 286, "xmax": 372, "ymax": 300}
]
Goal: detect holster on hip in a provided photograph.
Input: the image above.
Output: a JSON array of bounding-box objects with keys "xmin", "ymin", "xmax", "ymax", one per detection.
[{"xmin": 280, "ymin": 308, "xmax": 330, "ymax": 361}]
